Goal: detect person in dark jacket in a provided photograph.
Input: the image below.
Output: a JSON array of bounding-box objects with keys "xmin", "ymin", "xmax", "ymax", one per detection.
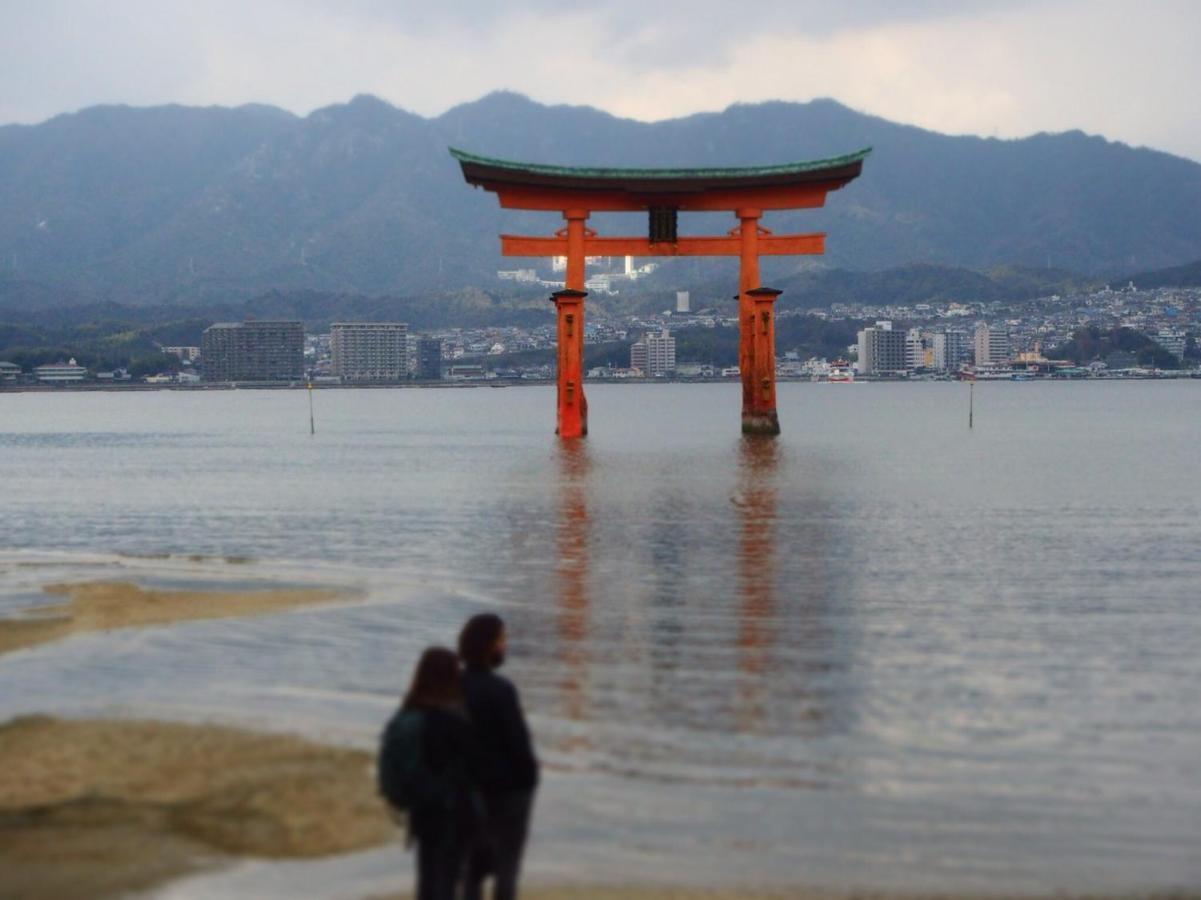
[
  {"xmin": 385, "ymin": 646, "xmax": 481, "ymax": 900},
  {"xmin": 458, "ymin": 614, "xmax": 539, "ymax": 900}
]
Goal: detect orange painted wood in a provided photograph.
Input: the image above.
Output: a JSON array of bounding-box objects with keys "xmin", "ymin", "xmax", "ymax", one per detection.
[
  {"xmin": 559, "ymin": 215, "xmax": 588, "ymax": 438},
  {"xmin": 459, "ymin": 148, "xmax": 867, "ymax": 437},
  {"xmin": 553, "ymin": 291, "xmax": 587, "ymax": 439},
  {"xmin": 751, "ymin": 293, "xmax": 777, "ymax": 419},
  {"xmin": 743, "ymin": 287, "xmax": 782, "ymax": 435},
  {"xmin": 500, "ymin": 232, "xmax": 825, "ymax": 257},
  {"xmin": 564, "ymin": 211, "xmax": 587, "ymax": 290},
  {"xmin": 738, "ymin": 213, "xmax": 760, "ymax": 420}
]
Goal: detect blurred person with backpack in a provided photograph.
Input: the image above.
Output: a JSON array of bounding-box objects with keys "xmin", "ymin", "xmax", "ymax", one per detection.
[
  {"xmin": 379, "ymin": 646, "xmax": 482, "ymax": 900},
  {"xmin": 458, "ymin": 614, "xmax": 539, "ymax": 900}
]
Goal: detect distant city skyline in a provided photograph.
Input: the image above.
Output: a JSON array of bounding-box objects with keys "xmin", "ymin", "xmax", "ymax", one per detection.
[{"xmin": 2, "ymin": 1, "xmax": 1200, "ymax": 162}]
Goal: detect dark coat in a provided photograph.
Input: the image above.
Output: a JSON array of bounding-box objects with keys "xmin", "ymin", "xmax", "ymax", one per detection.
[
  {"xmin": 406, "ymin": 706, "xmax": 482, "ymax": 839},
  {"xmin": 462, "ymin": 667, "xmax": 540, "ymax": 794}
]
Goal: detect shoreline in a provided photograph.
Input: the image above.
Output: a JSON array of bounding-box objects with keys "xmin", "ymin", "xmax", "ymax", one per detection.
[
  {"xmin": 4, "ymin": 716, "xmax": 1195, "ymax": 900},
  {"xmin": 2, "ymin": 374, "xmax": 1199, "ymax": 394},
  {"xmin": 0, "ymin": 580, "xmax": 347, "ymax": 656}
]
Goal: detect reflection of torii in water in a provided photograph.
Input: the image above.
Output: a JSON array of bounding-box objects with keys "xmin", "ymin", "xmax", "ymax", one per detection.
[
  {"xmin": 452, "ymin": 147, "xmax": 869, "ymax": 438},
  {"xmin": 735, "ymin": 436, "xmax": 779, "ymax": 733},
  {"xmin": 547, "ymin": 436, "xmax": 833, "ymax": 748},
  {"xmin": 553, "ymin": 439, "xmax": 591, "ymax": 750},
  {"xmin": 734, "ymin": 438, "xmax": 837, "ymax": 738}
]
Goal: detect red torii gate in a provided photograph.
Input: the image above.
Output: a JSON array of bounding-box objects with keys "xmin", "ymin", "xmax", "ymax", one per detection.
[{"xmin": 451, "ymin": 147, "xmax": 869, "ymax": 437}]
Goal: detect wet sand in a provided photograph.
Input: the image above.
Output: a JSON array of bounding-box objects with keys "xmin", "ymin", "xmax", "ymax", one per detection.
[
  {"xmin": 0, "ymin": 716, "xmax": 395, "ymax": 900},
  {"xmin": 1, "ymin": 717, "xmax": 1194, "ymax": 900},
  {"xmin": 0, "ymin": 579, "xmax": 344, "ymax": 655}
]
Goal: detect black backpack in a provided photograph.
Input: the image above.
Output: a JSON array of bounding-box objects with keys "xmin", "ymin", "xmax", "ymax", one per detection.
[{"xmin": 377, "ymin": 708, "xmax": 453, "ymax": 811}]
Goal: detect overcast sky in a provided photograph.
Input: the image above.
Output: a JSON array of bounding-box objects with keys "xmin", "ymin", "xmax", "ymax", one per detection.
[{"xmin": 2, "ymin": 0, "xmax": 1199, "ymax": 161}]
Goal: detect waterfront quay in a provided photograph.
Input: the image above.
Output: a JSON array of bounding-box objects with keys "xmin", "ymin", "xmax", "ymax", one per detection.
[{"xmin": 3, "ymin": 282, "xmax": 1199, "ymax": 390}]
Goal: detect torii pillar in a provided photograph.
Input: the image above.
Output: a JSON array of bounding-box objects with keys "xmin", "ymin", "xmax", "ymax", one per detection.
[
  {"xmin": 736, "ymin": 207, "xmax": 782, "ymax": 435},
  {"xmin": 743, "ymin": 286, "xmax": 783, "ymax": 435},
  {"xmin": 551, "ymin": 207, "xmax": 590, "ymax": 438},
  {"xmin": 551, "ymin": 287, "xmax": 588, "ymax": 437}
]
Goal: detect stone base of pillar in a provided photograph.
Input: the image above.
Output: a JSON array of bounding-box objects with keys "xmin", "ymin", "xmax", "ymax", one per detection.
[{"xmin": 741, "ymin": 412, "xmax": 781, "ymax": 436}]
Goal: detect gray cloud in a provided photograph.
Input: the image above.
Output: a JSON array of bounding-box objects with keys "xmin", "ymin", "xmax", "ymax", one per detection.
[
  {"xmin": 299, "ymin": 0, "xmax": 1027, "ymax": 38},
  {"xmin": 1, "ymin": 0, "xmax": 1198, "ymax": 162},
  {"xmin": 294, "ymin": 0, "xmax": 1036, "ymax": 68}
]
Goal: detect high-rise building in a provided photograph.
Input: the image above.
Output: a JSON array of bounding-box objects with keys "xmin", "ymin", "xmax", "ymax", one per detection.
[
  {"xmin": 201, "ymin": 321, "xmax": 304, "ymax": 382},
  {"xmin": 330, "ymin": 322, "xmax": 408, "ymax": 382},
  {"xmin": 974, "ymin": 323, "xmax": 1011, "ymax": 367},
  {"xmin": 631, "ymin": 329, "xmax": 677, "ymax": 376},
  {"xmin": 676, "ymin": 291, "xmax": 691, "ymax": 313},
  {"xmin": 905, "ymin": 328, "xmax": 927, "ymax": 372},
  {"xmin": 932, "ymin": 329, "xmax": 971, "ymax": 372},
  {"xmin": 404, "ymin": 334, "xmax": 420, "ymax": 376},
  {"xmin": 416, "ymin": 338, "xmax": 443, "ymax": 380},
  {"xmin": 857, "ymin": 321, "xmax": 907, "ymax": 375},
  {"xmin": 1154, "ymin": 328, "xmax": 1187, "ymax": 360}
]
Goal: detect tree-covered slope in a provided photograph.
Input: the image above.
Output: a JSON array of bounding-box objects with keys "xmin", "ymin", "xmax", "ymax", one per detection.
[{"xmin": 1, "ymin": 92, "xmax": 1199, "ymax": 308}]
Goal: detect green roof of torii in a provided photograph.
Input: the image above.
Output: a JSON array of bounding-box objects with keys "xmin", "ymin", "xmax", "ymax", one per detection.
[{"xmin": 449, "ymin": 146, "xmax": 872, "ymax": 182}]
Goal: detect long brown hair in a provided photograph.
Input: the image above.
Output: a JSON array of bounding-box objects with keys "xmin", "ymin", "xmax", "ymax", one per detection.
[{"xmin": 402, "ymin": 646, "xmax": 463, "ymax": 711}]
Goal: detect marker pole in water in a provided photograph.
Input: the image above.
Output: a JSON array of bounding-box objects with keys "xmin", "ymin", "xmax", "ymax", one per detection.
[
  {"xmin": 969, "ymin": 380, "xmax": 974, "ymax": 429},
  {"xmin": 308, "ymin": 382, "xmax": 315, "ymax": 435}
]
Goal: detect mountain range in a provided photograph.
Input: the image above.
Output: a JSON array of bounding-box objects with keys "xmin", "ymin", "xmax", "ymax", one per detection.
[{"xmin": 1, "ymin": 91, "xmax": 1200, "ymax": 310}]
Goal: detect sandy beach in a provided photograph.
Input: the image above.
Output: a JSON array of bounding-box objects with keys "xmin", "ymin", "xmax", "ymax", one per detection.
[
  {"xmin": 2, "ymin": 716, "xmax": 1196, "ymax": 900},
  {"xmin": 0, "ymin": 715, "xmax": 395, "ymax": 900},
  {"xmin": 0, "ymin": 579, "xmax": 345, "ymax": 655},
  {"xmin": 0, "ymin": 574, "xmax": 390, "ymax": 897}
]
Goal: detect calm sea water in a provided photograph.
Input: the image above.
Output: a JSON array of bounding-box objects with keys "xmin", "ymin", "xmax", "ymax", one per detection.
[{"xmin": 1, "ymin": 382, "xmax": 1199, "ymax": 896}]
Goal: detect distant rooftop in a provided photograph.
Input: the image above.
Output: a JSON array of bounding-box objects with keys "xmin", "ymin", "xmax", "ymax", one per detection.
[{"xmin": 204, "ymin": 320, "xmax": 303, "ymax": 331}]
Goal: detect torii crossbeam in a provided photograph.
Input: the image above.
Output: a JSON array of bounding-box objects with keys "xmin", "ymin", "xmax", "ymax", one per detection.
[{"xmin": 452, "ymin": 146, "xmax": 870, "ymax": 437}]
